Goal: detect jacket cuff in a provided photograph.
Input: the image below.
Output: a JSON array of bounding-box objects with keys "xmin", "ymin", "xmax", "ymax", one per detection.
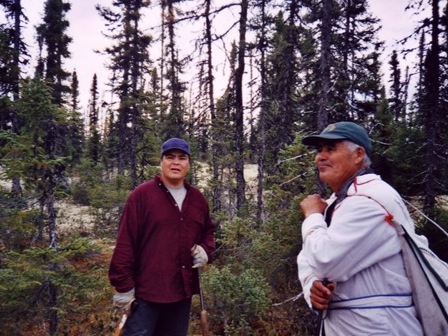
[{"xmin": 302, "ymin": 213, "xmax": 326, "ymax": 240}]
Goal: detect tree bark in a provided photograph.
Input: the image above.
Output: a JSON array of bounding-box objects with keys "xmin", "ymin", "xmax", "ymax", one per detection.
[
  {"xmin": 203, "ymin": 0, "xmax": 222, "ymax": 212},
  {"xmin": 235, "ymin": 0, "xmax": 248, "ymax": 211},
  {"xmin": 318, "ymin": 0, "xmax": 331, "ymax": 131},
  {"xmin": 11, "ymin": 0, "xmax": 23, "ymax": 195},
  {"xmin": 256, "ymin": 0, "xmax": 268, "ymax": 221},
  {"xmin": 423, "ymin": 0, "xmax": 440, "ymax": 211}
]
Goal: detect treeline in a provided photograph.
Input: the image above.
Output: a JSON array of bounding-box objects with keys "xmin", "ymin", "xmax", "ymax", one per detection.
[{"xmin": 0, "ymin": 0, "xmax": 447, "ymax": 335}]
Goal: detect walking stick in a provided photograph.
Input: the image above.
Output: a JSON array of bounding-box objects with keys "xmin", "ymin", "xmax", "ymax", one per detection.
[
  {"xmin": 198, "ymin": 268, "xmax": 210, "ymax": 336},
  {"xmin": 314, "ymin": 278, "xmax": 329, "ymax": 336},
  {"xmin": 114, "ymin": 299, "xmax": 136, "ymax": 336}
]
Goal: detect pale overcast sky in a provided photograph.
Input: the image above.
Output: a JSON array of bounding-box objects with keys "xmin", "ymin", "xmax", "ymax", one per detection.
[{"xmin": 16, "ymin": 0, "xmax": 438, "ymax": 112}]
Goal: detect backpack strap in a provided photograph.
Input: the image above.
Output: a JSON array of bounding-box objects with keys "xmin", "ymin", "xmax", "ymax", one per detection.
[{"xmin": 348, "ymin": 193, "xmax": 448, "ymax": 332}]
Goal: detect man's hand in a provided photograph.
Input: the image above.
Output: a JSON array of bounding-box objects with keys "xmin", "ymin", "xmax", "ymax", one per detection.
[
  {"xmin": 191, "ymin": 244, "xmax": 208, "ymax": 268},
  {"xmin": 310, "ymin": 279, "xmax": 335, "ymax": 310},
  {"xmin": 113, "ymin": 288, "xmax": 135, "ymax": 308},
  {"xmin": 300, "ymin": 194, "xmax": 327, "ymax": 218}
]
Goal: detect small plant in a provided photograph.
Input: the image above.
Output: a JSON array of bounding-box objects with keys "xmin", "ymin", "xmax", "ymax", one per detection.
[{"xmin": 202, "ymin": 266, "xmax": 272, "ymax": 335}]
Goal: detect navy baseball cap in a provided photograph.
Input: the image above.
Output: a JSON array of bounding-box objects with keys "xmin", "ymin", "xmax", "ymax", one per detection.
[
  {"xmin": 302, "ymin": 122, "xmax": 372, "ymax": 156},
  {"xmin": 161, "ymin": 138, "xmax": 191, "ymax": 155}
]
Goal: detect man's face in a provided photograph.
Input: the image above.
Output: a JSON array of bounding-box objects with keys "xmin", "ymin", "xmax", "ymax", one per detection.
[
  {"xmin": 160, "ymin": 149, "xmax": 190, "ymax": 187},
  {"xmin": 314, "ymin": 141, "xmax": 364, "ymax": 193}
]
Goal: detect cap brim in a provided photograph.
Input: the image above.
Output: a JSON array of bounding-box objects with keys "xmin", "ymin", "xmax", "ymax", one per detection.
[
  {"xmin": 302, "ymin": 134, "xmax": 348, "ymax": 146},
  {"xmin": 162, "ymin": 147, "xmax": 190, "ymax": 155}
]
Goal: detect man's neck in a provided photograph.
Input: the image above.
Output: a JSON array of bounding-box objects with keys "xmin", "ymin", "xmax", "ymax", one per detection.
[
  {"xmin": 160, "ymin": 175, "xmax": 184, "ymax": 188},
  {"xmin": 335, "ymin": 166, "xmax": 374, "ymax": 199}
]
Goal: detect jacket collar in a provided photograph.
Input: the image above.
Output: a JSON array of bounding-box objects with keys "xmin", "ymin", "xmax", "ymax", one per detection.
[
  {"xmin": 348, "ymin": 173, "xmax": 380, "ymax": 195},
  {"xmin": 155, "ymin": 174, "xmax": 191, "ymax": 189}
]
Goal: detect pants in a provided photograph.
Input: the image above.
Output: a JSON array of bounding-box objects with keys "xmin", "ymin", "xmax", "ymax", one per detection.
[{"xmin": 122, "ymin": 298, "xmax": 192, "ymax": 336}]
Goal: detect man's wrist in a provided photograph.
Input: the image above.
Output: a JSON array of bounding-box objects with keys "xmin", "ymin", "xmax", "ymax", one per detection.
[{"xmin": 304, "ymin": 211, "xmax": 323, "ymax": 218}]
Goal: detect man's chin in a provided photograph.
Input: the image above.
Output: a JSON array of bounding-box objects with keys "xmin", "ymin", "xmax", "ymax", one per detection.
[{"xmin": 318, "ymin": 172, "xmax": 331, "ymax": 184}]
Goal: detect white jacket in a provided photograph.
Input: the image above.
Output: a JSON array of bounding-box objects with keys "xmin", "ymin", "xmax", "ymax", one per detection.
[{"xmin": 297, "ymin": 174, "xmax": 424, "ymax": 335}]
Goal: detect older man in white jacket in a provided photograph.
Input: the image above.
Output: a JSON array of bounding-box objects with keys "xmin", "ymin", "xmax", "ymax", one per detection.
[{"xmin": 297, "ymin": 122, "xmax": 424, "ymax": 336}]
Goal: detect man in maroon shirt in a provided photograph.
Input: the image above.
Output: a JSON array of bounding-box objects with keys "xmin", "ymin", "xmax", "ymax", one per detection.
[{"xmin": 109, "ymin": 138, "xmax": 215, "ymax": 336}]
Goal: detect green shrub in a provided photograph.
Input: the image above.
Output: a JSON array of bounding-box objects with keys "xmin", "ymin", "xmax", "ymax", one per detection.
[
  {"xmin": 0, "ymin": 238, "xmax": 112, "ymax": 335},
  {"xmin": 202, "ymin": 266, "xmax": 272, "ymax": 335}
]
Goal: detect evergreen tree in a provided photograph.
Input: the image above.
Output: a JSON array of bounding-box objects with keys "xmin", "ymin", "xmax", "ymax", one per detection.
[
  {"xmin": 212, "ymin": 42, "xmax": 239, "ymax": 216},
  {"xmin": 70, "ymin": 69, "xmax": 79, "ymax": 112},
  {"xmin": 388, "ymin": 50, "xmax": 406, "ymax": 121},
  {"xmin": 234, "ymin": 0, "xmax": 248, "ymax": 211},
  {"xmin": 262, "ymin": 8, "xmax": 302, "ymax": 175},
  {"xmin": 301, "ymin": 0, "xmax": 383, "ymax": 128},
  {"xmin": 97, "ymin": 0, "xmax": 152, "ymax": 187},
  {"xmin": 0, "ymin": 78, "xmax": 71, "ymax": 334},
  {"xmin": 420, "ymin": 0, "xmax": 442, "ymax": 211},
  {"xmin": 251, "ymin": 0, "xmax": 274, "ymax": 220},
  {"xmin": 67, "ymin": 69, "xmax": 84, "ymax": 163},
  {"xmin": 195, "ymin": 0, "xmax": 222, "ymax": 211},
  {"xmin": 334, "ymin": 0, "xmax": 383, "ymax": 123},
  {"xmin": 160, "ymin": 0, "xmax": 187, "ymax": 139},
  {"xmin": 410, "ymin": 0, "xmax": 447, "ymax": 211},
  {"xmin": 1, "ymin": 79, "xmax": 69, "ymax": 246},
  {"xmin": 0, "ymin": 0, "xmax": 28, "ymax": 100},
  {"xmin": 35, "ymin": 0, "xmax": 72, "ymax": 106},
  {"xmin": 316, "ymin": 0, "xmax": 333, "ymax": 130},
  {"xmin": 87, "ymin": 73, "xmax": 101, "ymax": 164},
  {"xmin": 0, "ymin": 0, "xmax": 28, "ymax": 194}
]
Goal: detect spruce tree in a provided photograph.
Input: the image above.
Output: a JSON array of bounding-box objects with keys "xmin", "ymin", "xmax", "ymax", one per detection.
[
  {"xmin": 87, "ymin": 74, "xmax": 101, "ymax": 164},
  {"xmin": 68, "ymin": 69, "xmax": 84, "ymax": 163},
  {"xmin": 388, "ymin": 50, "xmax": 406, "ymax": 121},
  {"xmin": 262, "ymin": 9, "xmax": 302, "ymax": 175},
  {"xmin": 0, "ymin": 0, "xmax": 28, "ymax": 194},
  {"xmin": 35, "ymin": 0, "xmax": 72, "ymax": 106},
  {"xmin": 409, "ymin": 0, "xmax": 447, "ymax": 211},
  {"xmin": 0, "ymin": 78, "xmax": 71, "ymax": 334},
  {"xmin": 197, "ymin": 0, "xmax": 222, "ymax": 211},
  {"xmin": 234, "ymin": 0, "xmax": 248, "ymax": 211},
  {"xmin": 97, "ymin": 0, "xmax": 152, "ymax": 186},
  {"xmin": 301, "ymin": 0, "xmax": 383, "ymax": 127},
  {"xmin": 160, "ymin": 0, "xmax": 187, "ymax": 139},
  {"xmin": 251, "ymin": 0, "xmax": 273, "ymax": 220}
]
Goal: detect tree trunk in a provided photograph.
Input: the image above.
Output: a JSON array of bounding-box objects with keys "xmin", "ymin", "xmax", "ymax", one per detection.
[
  {"xmin": 318, "ymin": 0, "xmax": 332, "ymax": 127},
  {"xmin": 165, "ymin": 0, "xmax": 184, "ymax": 138},
  {"xmin": 48, "ymin": 280, "xmax": 58, "ymax": 335},
  {"xmin": 11, "ymin": 0, "xmax": 23, "ymax": 195},
  {"xmin": 204, "ymin": 0, "xmax": 222, "ymax": 212},
  {"xmin": 423, "ymin": 0, "xmax": 440, "ymax": 211},
  {"xmin": 256, "ymin": 0, "xmax": 268, "ymax": 221},
  {"xmin": 47, "ymin": 186, "xmax": 58, "ymax": 250},
  {"xmin": 235, "ymin": 0, "xmax": 248, "ymax": 211},
  {"xmin": 316, "ymin": 0, "xmax": 333, "ymax": 196}
]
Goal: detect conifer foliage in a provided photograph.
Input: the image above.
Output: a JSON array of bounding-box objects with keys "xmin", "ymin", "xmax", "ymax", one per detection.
[
  {"xmin": 0, "ymin": 0, "xmax": 447, "ymax": 335},
  {"xmin": 97, "ymin": 0, "xmax": 152, "ymax": 187}
]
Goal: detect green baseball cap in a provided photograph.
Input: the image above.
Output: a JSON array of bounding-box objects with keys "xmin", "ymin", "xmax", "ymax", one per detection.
[{"xmin": 302, "ymin": 121, "xmax": 372, "ymax": 156}]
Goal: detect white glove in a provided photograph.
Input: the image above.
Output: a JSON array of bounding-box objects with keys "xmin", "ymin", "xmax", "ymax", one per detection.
[
  {"xmin": 113, "ymin": 288, "xmax": 135, "ymax": 308},
  {"xmin": 191, "ymin": 244, "xmax": 208, "ymax": 268}
]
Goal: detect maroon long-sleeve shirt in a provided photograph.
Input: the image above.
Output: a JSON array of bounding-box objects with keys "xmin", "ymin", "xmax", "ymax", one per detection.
[{"xmin": 108, "ymin": 175, "xmax": 215, "ymax": 303}]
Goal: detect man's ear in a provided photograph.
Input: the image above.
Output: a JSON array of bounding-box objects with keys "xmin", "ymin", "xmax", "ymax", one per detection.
[{"xmin": 355, "ymin": 146, "xmax": 366, "ymax": 163}]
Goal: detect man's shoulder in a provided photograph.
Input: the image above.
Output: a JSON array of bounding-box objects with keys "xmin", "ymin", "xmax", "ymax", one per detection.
[
  {"xmin": 131, "ymin": 178, "xmax": 161, "ymax": 195},
  {"xmin": 351, "ymin": 174, "xmax": 400, "ymax": 202},
  {"xmin": 354, "ymin": 174, "xmax": 389, "ymax": 188}
]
